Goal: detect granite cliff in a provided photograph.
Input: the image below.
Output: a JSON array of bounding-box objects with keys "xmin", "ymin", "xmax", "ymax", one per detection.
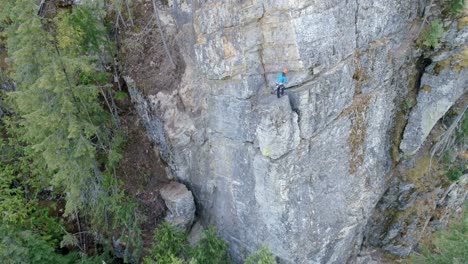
[{"xmin": 122, "ymin": 0, "xmax": 467, "ymax": 263}]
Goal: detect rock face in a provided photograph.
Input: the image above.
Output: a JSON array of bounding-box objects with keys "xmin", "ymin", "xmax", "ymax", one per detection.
[
  {"xmin": 363, "ymin": 160, "xmax": 468, "ymax": 258},
  {"xmin": 360, "ymin": 14, "xmax": 468, "ymax": 260},
  {"xmin": 400, "ymin": 21, "xmax": 468, "ymax": 155},
  {"xmin": 126, "ymin": 0, "xmax": 466, "ymax": 263},
  {"xmin": 256, "ymin": 96, "xmax": 300, "ymax": 159},
  {"xmin": 160, "ymin": 182, "xmax": 196, "ymax": 230},
  {"xmin": 400, "ymin": 65, "xmax": 467, "ymax": 155}
]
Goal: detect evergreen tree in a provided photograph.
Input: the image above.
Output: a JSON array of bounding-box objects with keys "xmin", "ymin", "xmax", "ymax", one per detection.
[{"xmin": 0, "ymin": 0, "xmax": 142, "ymax": 259}]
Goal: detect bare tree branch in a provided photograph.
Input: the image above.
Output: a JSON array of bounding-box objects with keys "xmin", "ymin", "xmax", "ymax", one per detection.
[
  {"xmin": 429, "ymin": 104, "xmax": 467, "ymax": 169},
  {"xmin": 151, "ymin": 0, "xmax": 176, "ymax": 70},
  {"xmin": 125, "ymin": 0, "xmax": 134, "ymax": 27},
  {"xmin": 417, "ymin": 0, "xmax": 435, "ymax": 37}
]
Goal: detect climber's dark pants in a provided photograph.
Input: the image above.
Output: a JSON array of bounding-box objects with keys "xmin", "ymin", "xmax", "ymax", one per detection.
[{"xmin": 277, "ymin": 84, "xmax": 285, "ymax": 98}]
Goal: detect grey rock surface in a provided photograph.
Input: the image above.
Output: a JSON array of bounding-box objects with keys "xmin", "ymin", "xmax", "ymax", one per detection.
[
  {"xmin": 187, "ymin": 221, "xmax": 204, "ymax": 247},
  {"xmin": 356, "ymin": 0, "xmax": 419, "ymax": 48},
  {"xmin": 400, "ymin": 62, "xmax": 467, "ymax": 155},
  {"xmin": 288, "ymin": 60, "xmax": 355, "ymax": 139},
  {"xmin": 429, "ymin": 175, "xmax": 468, "ymax": 231},
  {"xmin": 256, "ymin": 95, "xmax": 300, "ymax": 159},
  {"xmin": 124, "ymin": 0, "xmax": 465, "ymax": 262},
  {"xmin": 126, "ymin": 78, "xmax": 175, "ymax": 166},
  {"xmin": 160, "ymin": 181, "xmax": 196, "ymax": 230},
  {"xmin": 400, "ymin": 18, "xmax": 468, "ymax": 155},
  {"xmin": 360, "ymin": 14, "xmax": 468, "ymax": 260},
  {"xmin": 363, "ymin": 169, "xmax": 467, "ymax": 258}
]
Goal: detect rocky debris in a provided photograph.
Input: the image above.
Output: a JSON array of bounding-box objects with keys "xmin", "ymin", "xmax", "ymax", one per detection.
[
  {"xmin": 428, "ymin": 174, "xmax": 468, "ymax": 232},
  {"xmin": 187, "ymin": 221, "xmax": 204, "ymax": 247},
  {"xmin": 352, "ymin": 249, "xmax": 392, "ymax": 264},
  {"xmin": 363, "ymin": 150, "xmax": 467, "ymax": 258},
  {"xmin": 160, "ymin": 181, "xmax": 196, "ymax": 230},
  {"xmin": 126, "ymin": 77, "xmax": 174, "ymax": 166},
  {"xmin": 256, "ymin": 95, "xmax": 300, "ymax": 159},
  {"xmin": 363, "ymin": 179, "xmax": 437, "ymax": 257}
]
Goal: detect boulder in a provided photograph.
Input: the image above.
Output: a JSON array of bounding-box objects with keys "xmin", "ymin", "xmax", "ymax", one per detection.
[
  {"xmin": 187, "ymin": 221, "xmax": 204, "ymax": 247},
  {"xmin": 160, "ymin": 181, "xmax": 196, "ymax": 230}
]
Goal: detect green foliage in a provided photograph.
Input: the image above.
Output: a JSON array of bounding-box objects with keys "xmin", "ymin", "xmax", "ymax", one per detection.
[
  {"xmin": 407, "ymin": 205, "xmax": 468, "ymax": 264},
  {"xmin": 0, "ymin": 224, "xmax": 78, "ymax": 264},
  {"xmin": 2, "ymin": 0, "xmax": 110, "ymax": 218},
  {"xmin": 0, "ymin": 163, "xmax": 32, "ymax": 226},
  {"xmin": 0, "ymin": 0, "xmax": 142, "ymax": 260},
  {"xmin": 450, "ymin": 0, "xmax": 466, "ymax": 14},
  {"xmin": 0, "ymin": 119, "xmax": 64, "ymax": 246},
  {"xmin": 143, "ymin": 223, "xmax": 187, "ymax": 264},
  {"xmin": 115, "ymin": 91, "xmax": 128, "ymax": 101},
  {"xmin": 245, "ymin": 246, "xmax": 276, "ymax": 264},
  {"xmin": 145, "ymin": 225, "xmax": 232, "ymax": 264},
  {"xmin": 190, "ymin": 227, "xmax": 231, "ymax": 264},
  {"xmin": 441, "ymin": 112, "xmax": 466, "ymax": 182},
  {"xmin": 446, "ymin": 166, "xmax": 464, "ymax": 181},
  {"xmin": 144, "ymin": 223, "xmax": 187, "ymax": 264},
  {"xmin": 143, "ymin": 227, "xmax": 278, "ymax": 264},
  {"xmin": 0, "ymin": 223, "xmax": 108, "ymax": 264},
  {"xmin": 460, "ymin": 112, "xmax": 468, "ymax": 141},
  {"xmin": 421, "ymin": 19, "xmax": 445, "ymax": 49},
  {"xmin": 143, "ymin": 254, "xmax": 184, "ymax": 264}
]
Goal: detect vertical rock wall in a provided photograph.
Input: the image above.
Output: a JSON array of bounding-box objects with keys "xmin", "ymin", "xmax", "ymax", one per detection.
[
  {"xmin": 361, "ymin": 9, "xmax": 468, "ymax": 259},
  {"xmin": 128, "ymin": 0, "xmax": 426, "ymax": 263}
]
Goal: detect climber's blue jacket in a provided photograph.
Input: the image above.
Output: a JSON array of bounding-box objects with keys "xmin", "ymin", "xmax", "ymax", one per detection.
[{"xmin": 277, "ymin": 73, "xmax": 288, "ymax": 84}]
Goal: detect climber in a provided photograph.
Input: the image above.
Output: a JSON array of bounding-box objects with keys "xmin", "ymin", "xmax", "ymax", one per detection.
[{"xmin": 276, "ymin": 68, "xmax": 288, "ymax": 98}]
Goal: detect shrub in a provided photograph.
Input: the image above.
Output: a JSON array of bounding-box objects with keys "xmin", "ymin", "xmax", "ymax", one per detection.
[
  {"xmin": 450, "ymin": 0, "xmax": 466, "ymax": 14},
  {"xmin": 245, "ymin": 246, "xmax": 277, "ymax": 264},
  {"xmin": 422, "ymin": 19, "xmax": 445, "ymax": 49},
  {"xmin": 145, "ymin": 224, "xmax": 233, "ymax": 264},
  {"xmin": 446, "ymin": 166, "xmax": 464, "ymax": 181},
  {"xmin": 190, "ymin": 227, "xmax": 231, "ymax": 264},
  {"xmin": 143, "ymin": 223, "xmax": 188, "ymax": 264},
  {"xmin": 460, "ymin": 112, "xmax": 468, "ymax": 141},
  {"xmin": 0, "ymin": 224, "xmax": 78, "ymax": 264}
]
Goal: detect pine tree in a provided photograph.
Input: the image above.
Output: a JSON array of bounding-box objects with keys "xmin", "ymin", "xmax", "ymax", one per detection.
[{"xmin": 0, "ymin": 0, "xmax": 142, "ymax": 259}]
